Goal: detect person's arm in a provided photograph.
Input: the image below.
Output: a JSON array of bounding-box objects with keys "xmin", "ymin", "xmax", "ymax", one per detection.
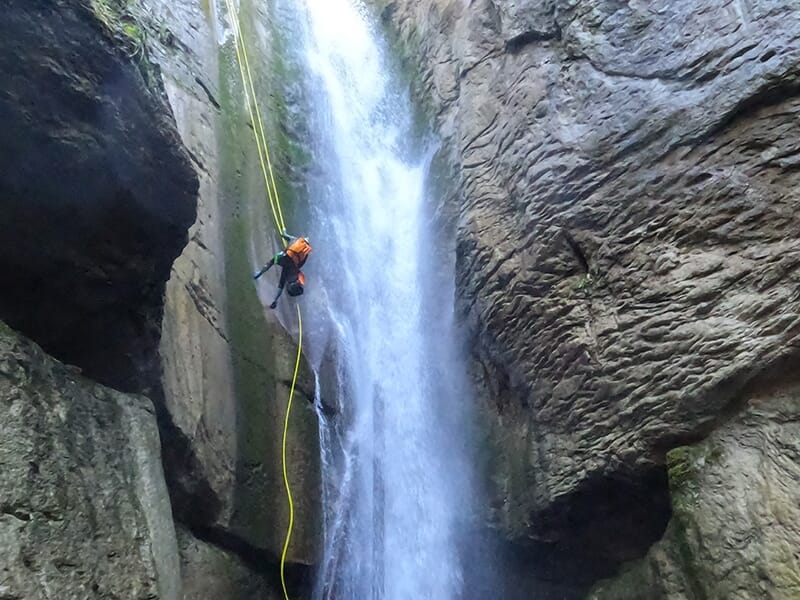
[
  {"xmin": 280, "ymin": 229, "xmax": 296, "ymax": 243},
  {"xmin": 253, "ymin": 253, "xmax": 281, "ymax": 279}
]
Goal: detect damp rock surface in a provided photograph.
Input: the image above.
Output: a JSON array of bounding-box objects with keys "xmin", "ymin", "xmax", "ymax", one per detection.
[{"xmin": 590, "ymin": 376, "xmax": 800, "ymax": 600}]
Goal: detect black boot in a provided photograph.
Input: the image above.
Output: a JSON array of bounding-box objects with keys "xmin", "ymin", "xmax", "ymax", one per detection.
[{"xmin": 270, "ymin": 287, "xmax": 283, "ymax": 309}]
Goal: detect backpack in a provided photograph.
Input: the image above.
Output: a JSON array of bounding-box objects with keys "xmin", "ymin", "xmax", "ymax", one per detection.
[
  {"xmin": 287, "ymin": 271, "xmax": 306, "ymax": 297},
  {"xmin": 286, "ymin": 238, "xmax": 312, "ymax": 269}
]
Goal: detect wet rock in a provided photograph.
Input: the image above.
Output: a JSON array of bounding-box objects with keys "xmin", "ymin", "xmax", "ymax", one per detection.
[
  {"xmin": 385, "ymin": 0, "xmax": 800, "ymax": 587},
  {"xmin": 0, "ymin": 0, "xmax": 198, "ymax": 396},
  {"xmin": 1, "ymin": 0, "xmax": 319, "ymax": 595},
  {"xmin": 132, "ymin": 0, "xmax": 321, "ymax": 566},
  {"xmin": 0, "ymin": 320, "xmax": 180, "ymax": 600}
]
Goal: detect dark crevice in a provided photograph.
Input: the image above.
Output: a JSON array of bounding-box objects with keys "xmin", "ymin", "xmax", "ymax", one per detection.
[
  {"xmin": 459, "ymin": 526, "xmax": 591, "ymax": 600},
  {"xmin": 455, "ymin": 468, "xmax": 672, "ymax": 599},
  {"xmin": 278, "ymin": 377, "xmax": 337, "ymax": 416},
  {"xmin": 154, "ymin": 381, "xmax": 315, "ymax": 597},
  {"xmin": 562, "ymin": 229, "xmax": 590, "ymax": 274},
  {"xmin": 1, "ymin": 504, "xmax": 32, "ymax": 523},
  {"xmin": 194, "ymin": 76, "xmax": 221, "ymax": 111},
  {"xmin": 379, "ymin": 1, "xmax": 397, "ymax": 25},
  {"xmin": 760, "ymin": 49, "xmax": 777, "ymax": 63},
  {"xmin": 523, "ymin": 466, "xmax": 672, "ymax": 585},
  {"xmin": 505, "ymin": 25, "xmax": 561, "ymax": 53},
  {"xmin": 149, "ymin": 384, "xmax": 223, "ymax": 529}
]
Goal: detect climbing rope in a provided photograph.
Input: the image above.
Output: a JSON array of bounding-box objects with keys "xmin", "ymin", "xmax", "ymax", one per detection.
[
  {"xmin": 222, "ymin": 1, "xmax": 301, "ymax": 598},
  {"xmin": 223, "ymin": 0, "xmax": 286, "ymax": 236}
]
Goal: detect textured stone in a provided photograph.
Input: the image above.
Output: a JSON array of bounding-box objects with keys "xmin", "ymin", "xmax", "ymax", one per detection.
[
  {"xmin": 590, "ymin": 374, "xmax": 800, "ymax": 599},
  {"xmin": 0, "ymin": 320, "xmax": 180, "ymax": 600},
  {"xmin": 0, "ymin": 0, "xmax": 198, "ymax": 396},
  {"xmin": 385, "ymin": 0, "xmax": 800, "ymax": 584}
]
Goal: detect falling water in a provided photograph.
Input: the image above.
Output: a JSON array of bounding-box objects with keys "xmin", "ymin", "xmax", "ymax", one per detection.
[{"xmin": 275, "ymin": 0, "xmax": 477, "ymax": 597}]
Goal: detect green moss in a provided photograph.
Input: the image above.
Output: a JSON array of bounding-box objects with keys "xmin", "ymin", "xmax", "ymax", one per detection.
[
  {"xmin": 667, "ymin": 442, "xmax": 726, "ymax": 514},
  {"xmin": 121, "ymin": 21, "xmax": 145, "ymax": 55},
  {"xmin": 572, "ymin": 273, "xmax": 595, "ymax": 296},
  {"xmin": 663, "ymin": 441, "xmax": 730, "ymax": 599},
  {"xmin": 199, "ymin": 0, "xmax": 211, "ymax": 20},
  {"xmin": 667, "ymin": 446, "xmax": 694, "ymax": 492},
  {"xmin": 90, "ymin": 0, "xmax": 154, "ymax": 81},
  {"xmin": 665, "ymin": 518, "xmax": 709, "ymax": 600},
  {"xmin": 217, "ymin": 28, "xmax": 276, "ymax": 543}
]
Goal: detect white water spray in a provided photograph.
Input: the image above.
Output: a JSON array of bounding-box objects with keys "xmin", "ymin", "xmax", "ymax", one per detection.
[{"xmin": 278, "ymin": 1, "xmax": 477, "ymax": 597}]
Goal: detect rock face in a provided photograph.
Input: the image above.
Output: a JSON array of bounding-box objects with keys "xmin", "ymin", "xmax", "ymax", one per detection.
[
  {"xmin": 0, "ymin": 0, "xmax": 198, "ymax": 396},
  {"xmin": 131, "ymin": 0, "xmax": 320, "ymax": 570},
  {"xmin": 0, "ymin": 320, "xmax": 180, "ymax": 600},
  {"xmin": 178, "ymin": 527, "xmax": 282, "ymax": 600},
  {"xmin": 591, "ymin": 374, "xmax": 800, "ymax": 600},
  {"xmin": 383, "ymin": 0, "xmax": 800, "ymax": 591}
]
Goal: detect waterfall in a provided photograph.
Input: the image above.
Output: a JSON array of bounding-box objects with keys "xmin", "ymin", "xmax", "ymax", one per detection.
[{"xmin": 275, "ymin": 0, "xmax": 477, "ymax": 597}]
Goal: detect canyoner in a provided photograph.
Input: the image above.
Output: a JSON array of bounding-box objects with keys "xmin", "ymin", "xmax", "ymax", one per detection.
[
  {"xmin": 254, "ymin": 230, "xmax": 313, "ymax": 309},
  {"xmin": 222, "ymin": 0, "xmax": 307, "ymax": 598}
]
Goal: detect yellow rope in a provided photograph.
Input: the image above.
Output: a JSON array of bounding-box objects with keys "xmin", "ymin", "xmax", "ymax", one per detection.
[
  {"xmin": 237, "ymin": 17, "xmax": 287, "ymax": 233},
  {"xmin": 222, "ymin": 1, "xmax": 302, "ymax": 598},
  {"xmin": 224, "ymin": 0, "xmax": 286, "ymax": 237},
  {"xmin": 281, "ymin": 305, "xmax": 302, "ymax": 599}
]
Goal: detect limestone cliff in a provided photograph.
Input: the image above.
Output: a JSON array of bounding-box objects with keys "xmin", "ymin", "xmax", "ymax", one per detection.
[
  {"xmin": 591, "ymin": 373, "xmax": 800, "ymax": 599},
  {"xmin": 382, "ymin": 0, "xmax": 800, "ymax": 595},
  {"xmin": 0, "ymin": 320, "xmax": 180, "ymax": 600},
  {"xmin": 131, "ymin": 0, "xmax": 321, "ymax": 569}
]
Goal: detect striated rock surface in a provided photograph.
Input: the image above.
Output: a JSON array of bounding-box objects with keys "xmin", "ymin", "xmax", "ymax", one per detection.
[
  {"xmin": 384, "ymin": 0, "xmax": 800, "ymax": 588},
  {"xmin": 0, "ymin": 0, "xmax": 198, "ymax": 396},
  {"xmin": 0, "ymin": 320, "xmax": 180, "ymax": 600}
]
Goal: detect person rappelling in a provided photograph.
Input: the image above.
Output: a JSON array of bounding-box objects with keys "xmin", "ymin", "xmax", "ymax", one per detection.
[{"xmin": 254, "ymin": 229, "xmax": 313, "ymax": 308}]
